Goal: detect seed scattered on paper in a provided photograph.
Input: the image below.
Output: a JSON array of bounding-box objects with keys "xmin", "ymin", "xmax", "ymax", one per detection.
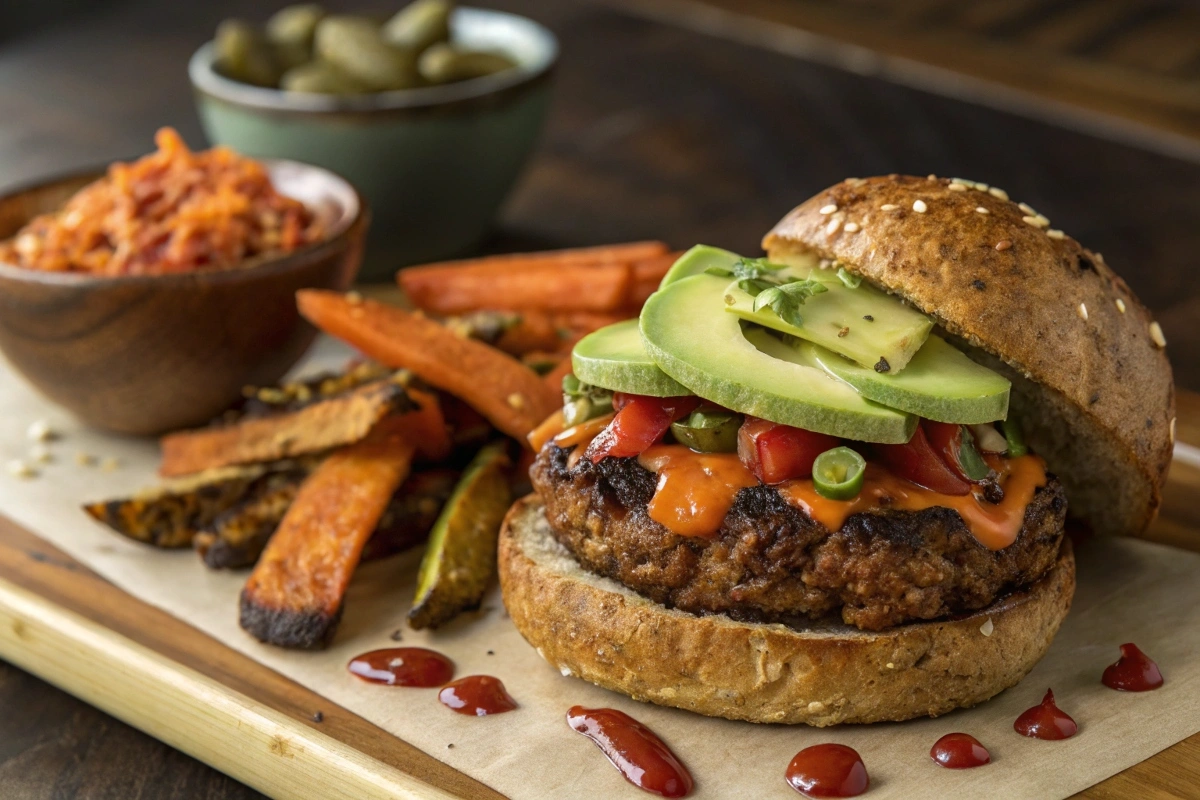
[
  {"xmin": 7, "ymin": 460, "xmax": 36, "ymax": 479},
  {"xmin": 27, "ymin": 419, "xmax": 56, "ymax": 442}
]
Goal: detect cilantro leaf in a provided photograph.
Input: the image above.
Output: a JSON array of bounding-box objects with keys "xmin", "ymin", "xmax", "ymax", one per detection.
[{"xmin": 752, "ymin": 279, "xmax": 827, "ymax": 327}]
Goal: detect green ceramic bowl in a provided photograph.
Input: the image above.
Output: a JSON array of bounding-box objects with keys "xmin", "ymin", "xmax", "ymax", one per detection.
[{"xmin": 190, "ymin": 7, "xmax": 556, "ymax": 281}]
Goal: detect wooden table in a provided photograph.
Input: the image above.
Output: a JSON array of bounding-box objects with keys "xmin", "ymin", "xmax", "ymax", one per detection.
[{"xmin": 1, "ymin": 1, "xmax": 1198, "ymax": 797}]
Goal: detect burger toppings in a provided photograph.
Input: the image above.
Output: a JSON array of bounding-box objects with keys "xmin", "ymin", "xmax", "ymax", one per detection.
[{"xmin": 811, "ymin": 447, "xmax": 867, "ymax": 501}]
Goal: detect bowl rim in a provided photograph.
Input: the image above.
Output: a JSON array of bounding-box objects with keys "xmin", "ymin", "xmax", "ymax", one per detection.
[
  {"xmin": 189, "ymin": 6, "xmax": 559, "ymax": 115},
  {"xmin": 0, "ymin": 158, "xmax": 367, "ymax": 289}
]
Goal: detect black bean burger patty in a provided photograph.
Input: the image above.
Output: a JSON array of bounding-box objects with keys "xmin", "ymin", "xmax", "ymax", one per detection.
[{"xmin": 531, "ymin": 444, "xmax": 1066, "ymax": 631}]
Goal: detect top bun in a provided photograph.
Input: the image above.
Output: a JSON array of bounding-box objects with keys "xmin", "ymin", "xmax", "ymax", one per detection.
[{"xmin": 763, "ymin": 175, "xmax": 1174, "ymax": 538}]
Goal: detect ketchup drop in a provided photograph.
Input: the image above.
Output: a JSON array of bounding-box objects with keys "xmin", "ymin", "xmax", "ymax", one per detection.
[
  {"xmin": 1014, "ymin": 689, "xmax": 1078, "ymax": 740},
  {"xmin": 438, "ymin": 675, "xmax": 517, "ymax": 716},
  {"xmin": 347, "ymin": 647, "xmax": 454, "ymax": 687},
  {"xmin": 1102, "ymin": 643, "xmax": 1164, "ymax": 692},
  {"xmin": 567, "ymin": 706, "xmax": 694, "ymax": 798},
  {"xmin": 785, "ymin": 744, "xmax": 869, "ymax": 798},
  {"xmin": 930, "ymin": 733, "xmax": 991, "ymax": 769}
]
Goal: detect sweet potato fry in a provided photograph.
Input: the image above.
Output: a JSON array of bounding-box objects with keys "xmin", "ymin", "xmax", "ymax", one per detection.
[
  {"xmin": 494, "ymin": 312, "xmax": 562, "ymax": 356},
  {"xmin": 401, "ymin": 261, "xmax": 634, "ymax": 315},
  {"xmin": 627, "ymin": 251, "xmax": 682, "ymax": 307},
  {"xmin": 403, "ymin": 241, "xmax": 669, "ymax": 274},
  {"xmin": 542, "ymin": 357, "xmax": 574, "ymax": 395},
  {"xmin": 549, "ymin": 311, "xmax": 636, "ymax": 335},
  {"xmin": 297, "ymin": 291, "xmax": 559, "ymax": 440},
  {"xmin": 159, "ymin": 378, "xmax": 411, "ymax": 477},
  {"xmin": 238, "ymin": 411, "xmax": 432, "ymax": 649}
]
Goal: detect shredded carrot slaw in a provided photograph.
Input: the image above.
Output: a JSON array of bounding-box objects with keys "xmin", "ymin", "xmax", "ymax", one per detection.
[{"xmin": 0, "ymin": 128, "xmax": 323, "ymax": 276}]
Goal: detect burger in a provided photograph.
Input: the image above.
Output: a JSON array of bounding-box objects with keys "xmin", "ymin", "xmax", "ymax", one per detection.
[{"xmin": 498, "ymin": 175, "xmax": 1174, "ymax": 726}]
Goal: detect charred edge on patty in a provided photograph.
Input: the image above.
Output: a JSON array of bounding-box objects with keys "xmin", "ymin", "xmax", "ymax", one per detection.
[{"xmin": 532, "ymin": 444, "xmax": 1066, "ymax": 631}]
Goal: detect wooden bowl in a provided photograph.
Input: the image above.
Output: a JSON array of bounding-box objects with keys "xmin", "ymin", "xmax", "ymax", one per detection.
[{"xmin": 0, "ymin": 160, "xmax": 367, "ymax": 435}]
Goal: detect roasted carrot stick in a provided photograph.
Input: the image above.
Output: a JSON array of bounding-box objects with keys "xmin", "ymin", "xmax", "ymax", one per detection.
[
  {"xmin": 494, "ymin": 312, "xmax": 563, "ymax": 356},
  {"xmin": 297, "ymin": 291, "xmax": 559, "ymax": 440},
  {"xmin": 401, "ymin": 261, "xmax": 634, "ymax": 315},
  {"xmin": 627, "ymin": 251, "xmax": 682, "ymax": 307},
  {"xmin": 238, "ymin": 413, "xmax": 422, "ymax": 649},
  {"xmin": 541, "ymin": 357, "xmax": 574, "ymax": 395}
]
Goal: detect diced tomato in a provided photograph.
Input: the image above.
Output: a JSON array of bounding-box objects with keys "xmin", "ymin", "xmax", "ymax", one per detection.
[
  {"xmin": 873, "ymin": 424, "xmax": 971, "ymax": 495},
  {"xmin": 737, "ymin": 417, "xmax": 840, "ymax": 484},
  {"xmin": 924, "ymin": 421, "xmax": 976, "ymax": 483},
  {"xmin": 585, "ymin": 395, "xmax": 699, "ymax": 462}
]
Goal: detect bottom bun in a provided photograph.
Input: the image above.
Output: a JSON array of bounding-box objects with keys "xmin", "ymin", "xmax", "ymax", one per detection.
[{"xmin": 499, "ymin": 495, "xmax": 1075, "ymax": 726}]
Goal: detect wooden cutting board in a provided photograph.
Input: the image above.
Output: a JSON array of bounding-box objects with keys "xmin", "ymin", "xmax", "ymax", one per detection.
[{"xmin": 0, "ymin": 393, "xmax": 1197, "ymax": 800}]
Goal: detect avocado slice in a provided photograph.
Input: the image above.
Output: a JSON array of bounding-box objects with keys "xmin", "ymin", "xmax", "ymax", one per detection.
[
  {"xmin": 724, "ymin": 273, "xmax": 933, "ymax": 372},
  {"xmin": 571, "ymin": 319, "xmax": 692, "ymax": 397},
  {"xmin": 800, "ymin": 335, "xmax": 1010, "ymax": 424},
  {"xmin": 658, "ymin": 244, "xmax": 743, "ymax": 289},
  {"xmin": 641, "ymin": 274, "xmax": 916, "ymax": 443}
]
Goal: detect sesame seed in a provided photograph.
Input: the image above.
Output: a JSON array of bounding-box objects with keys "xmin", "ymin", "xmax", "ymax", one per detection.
[
  {"xmin": 927, "ymin": 174, "xmax": 937, "ymax": 180},
  {"xmin": 980, "ymin": 618, "xmax": 994, "ymax": 637},
  {"xmin": 995, "ymin": 240, "xmax": 1012, "ymax": 251},
  {"xmin": 1170, "ymin": 417, "xmax": 1176, "ymax": 443},
  {"xmin": 1022, "ymin": 215, "xmax": 1047, "ymax": 228},
  {"xmin": 819, "ymin": 204, "xmax": 838, "ymax": 215},
  {"xmin": 948, "ymin": 183, "xmax": 967, "ymax": 192},
  {"xmin": 1018, "ymin": 202, "xmax": 1036, "ymax": 215},
  {"xmin": 506, "ymin": 393, "xmax": 526, "ymax": 410},
  {"xmin": 843, "ymin": 221, "xmax": 860, "ymax": 232},
  {"xmin": 973, "ymin": 182, "xmax": 989, "ymax": 192},
  {"xmin": 74, "ymin": 452, "xmax": 96, "ymax": 467},
  {"xmin": 29, "ymin": 444, "xmax": 52, "ymax": 464},
  {"xmin": 7, "ymin": 460, "xmax": 36, "ymax": 479},
  {"xmin": 1047, "ymin": 229, "xmax": 1065, "ymax": 239},
  {"xmin": 1149, "ymin": 322, "xmax": 1166, "ymax": 348},
  {"xmin": 1078, "ymin": 303, "xmax": 1088, "ymax": 321},
  {"xmin": 950, "ymin": 177, "xmax": 970, "ymax": 186},
  {"xmin": 1034, "ymin": 214, "xmax": 1050, "ymax": 227},
  {"xmin": 912, "ymin": 200, "xmax": 928, "ymax": 213},
  {"xmin": 886, "ymin": 662, "xmax": 895, "ymax": 669},
  {"xmin": 1095, "ymin": 252, "xmax": 1106, "ymax": 264},
  {"xmin": 975, "ymin": 206, "xmax": 989, "ymax": 214},
  {"xmin": 880, "ymin": 204, "xmax": 898, "ymax": 211},
  {"xmin": 27, "ymin": 420, "xmax": 55, "ymax": 442},
  {"xmin": 988, "ymin": 187, "xmax": 1009, "ymax": 201},
  {"xmin": 826, "ymin": 217, "xmax": 842, "ymax": 235},
  {"xmin": 1116, "ymin": 298, "xmax": 1126, "ymax": 313}
]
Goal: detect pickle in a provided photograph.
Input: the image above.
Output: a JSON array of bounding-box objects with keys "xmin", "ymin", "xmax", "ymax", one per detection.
[
  {"xmin": 383, "ymin": 0, "xmax": 452, "ymax": 54},
  {"xmin": 408, "ymin": 442, "xmax": 512, "ymax": 630},
  {"xmin": 670, "ymin": 410, "xmax": 741, "ymax": 453},
  {"xmin": 215, "ymin": 19, "xmax": 282, "ymax": 88},
  {"xmin": 417, "ymin": 43, "xmax": 516, "ymax": 84},
  {"xmin": 315, "ymin": 15, "xmax": 420, "ymax": 91},
  {"xmin": 281, "ymin": 61, "xmax": 370, "ymax": 94},
  {"xmin": 266, "ymin": 4, "xmax": 325, "ymax": 47}
]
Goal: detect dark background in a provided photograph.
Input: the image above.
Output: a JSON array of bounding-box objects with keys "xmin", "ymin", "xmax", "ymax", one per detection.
[{"xmin": 1, "ymin": 0, "xmax": 1198, "ymax": 796}]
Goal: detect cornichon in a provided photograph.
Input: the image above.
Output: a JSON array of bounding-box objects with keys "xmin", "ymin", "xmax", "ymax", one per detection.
[
  {"xmin": 408, "ymin": 442, "xmax": 511, "ymax": 630},
  {"xmin": 314, "ymin": 15, "xmax": 420, "ymax": 91}
]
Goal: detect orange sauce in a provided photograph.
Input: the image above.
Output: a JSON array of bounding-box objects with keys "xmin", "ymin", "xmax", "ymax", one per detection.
[
  {"xmin": 777, "ymin": 455, "xmax": 1046, "ymax": 550},
  {"xmin": 637, "ymin": 445, "xmax": 759, "ymax": 538}
]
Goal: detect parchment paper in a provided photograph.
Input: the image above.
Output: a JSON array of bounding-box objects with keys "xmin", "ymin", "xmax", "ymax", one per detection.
[{"xmin": 2, "ymin": 338, "xmax": 1198, "ymax": 800}]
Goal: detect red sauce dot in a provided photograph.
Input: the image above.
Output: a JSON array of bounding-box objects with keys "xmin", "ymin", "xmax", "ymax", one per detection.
[
  {"xmin": 1014, "ymin": 689, "xmax": 1078, "ymax": 740},
  {"xmin": 347, "ymin": 647, "xmax": 454, "ymax": 687},
  {"xmin": 930, "ymin": 733, "xmax": 990, "ymax": 768},
  {"xmin": 567, "ymin": 706, "xmax": 694, "ymax": 798},
  {"xmin": 1102, "ymin": 643, "xmax": 1164, "ymax": 692},
  {"xmin": 438, "ymin": 675, "xmax": 517, "ymax": 716},
  {"xmin": 785, "ymin": 744, "xmax": 869, "ymax": 798}
]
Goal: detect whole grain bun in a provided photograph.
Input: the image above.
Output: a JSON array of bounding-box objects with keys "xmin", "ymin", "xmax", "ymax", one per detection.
[
  {"xmin": 499, "ymin": 496, "xmax": 1075, "ymax": 726},
  {"xmin": 763, "ymin": 175, "xmax": 1174, "ymax": 538}
]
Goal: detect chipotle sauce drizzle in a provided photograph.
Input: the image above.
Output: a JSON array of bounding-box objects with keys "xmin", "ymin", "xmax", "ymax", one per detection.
[
  {"xmin": 930, "ymin": 733, "xmax": 991, "ymax": 769},
  {"xmin": 347, "ymin": 647, "xmax": 454, "ymax": 687},
  {"xmin": 785, "ymin": 744, "xmax": 869, "ymax": 798},
  {"xmin": 1014, "ymin": 689, "xmax": 1078, "ymax": 740},
  {"xmin": 1102, "ymin": 643, "xmax": 1164, "ymax": 692},
  {"xmin": 439, "ymin": 675, "xmax": 518, "ymax": 716},
  {"xmin": 567, "ymin": 706, "xmax": 694, "ymax": 798}
]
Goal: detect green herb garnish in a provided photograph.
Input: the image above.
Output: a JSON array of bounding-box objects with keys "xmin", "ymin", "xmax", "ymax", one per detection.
[{"xmin": 710, "ymin": 258, "xmax": 828, "ymax": 325}]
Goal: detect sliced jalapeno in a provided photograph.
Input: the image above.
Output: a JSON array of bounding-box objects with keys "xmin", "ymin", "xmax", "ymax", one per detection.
[
  {"xmin": 670, "ymin": 410, "xmax": 741, "ymax": 453},
  {"xmin": 958, "ymin": 426, "xmax": 991, "ymax": 481},
  {"xmin": 1001, "ymin": 418, "xmax": 1028, "ymax": 458},
  {"xmin": 812, "ymin": 446, "xmax": 866, "ymax": 500}
]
